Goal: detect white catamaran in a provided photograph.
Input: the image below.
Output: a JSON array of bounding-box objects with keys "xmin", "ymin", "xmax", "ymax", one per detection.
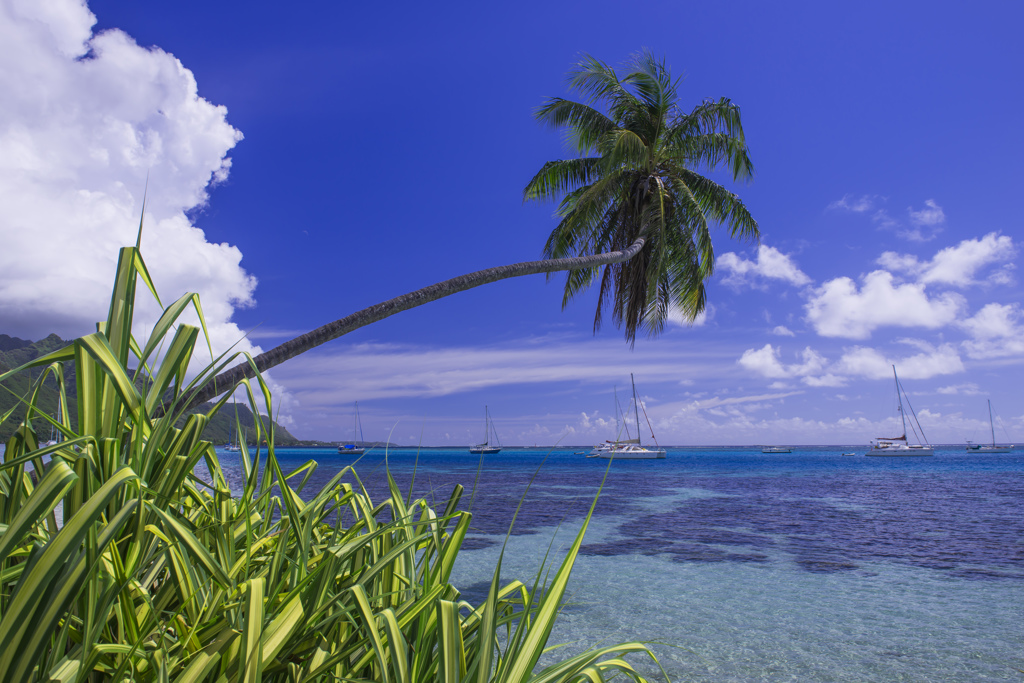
[
  {"xmin": 966, "ymin": 400, "xmax": 1014, "ymax": 452},
  {"xmin": 867, "ymin": 366, "xmax": 933, "ymax": 456},
  {"xmin": 469, "ymin": 406, "xmax": 501, "ymax": 454},
  {"xmin": 588, "ymin": 375, "xmax": 666, "ymax": 459},
  {"xmin": 338, "ymin": 402, "xmax": 366, "ymax": 455}
]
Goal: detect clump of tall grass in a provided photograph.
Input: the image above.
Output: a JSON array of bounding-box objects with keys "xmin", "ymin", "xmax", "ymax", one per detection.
[{"xmin": 0, "ymin": 245, "xmax": 662, "ymax": 682}]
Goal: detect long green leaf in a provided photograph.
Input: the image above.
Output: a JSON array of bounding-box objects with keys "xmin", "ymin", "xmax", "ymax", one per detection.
[{"xmin": 0, "ymin": 461, "xmax": 77, "ymax": 566}]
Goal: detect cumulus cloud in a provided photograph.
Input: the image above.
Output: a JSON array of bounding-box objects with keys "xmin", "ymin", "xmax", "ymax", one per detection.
[
  {"xmin": 876, "ymin": 233, "xmax": 1015, "ymax": 287},
  {"xmin": 0, "ymin": 0, "xmax": 257, "ymax": 365},
  {"xmin": 960, "ymin": 303, "xmax": 1024, "ymax": 359},
  {"xmin": 718, "ymin": 245, "xmax": 811, "ymax": 289},
  {"xmin": 737, "ymin": 344, "xmax": 830, "ymax": 383},
  {"xmin": 738, "ymin": 341, "xmax": 964, "ymax": 385},
  {"xmin": 833, "ymin": 343, "xmax": 963, "ymax": 380},
  {"xmin": 771, "ymin": 325, "xmax": 795, "ymax": 337},
  {"xmin": 805, "ymin": 271, "xmax": 964, "ymax": 339}
]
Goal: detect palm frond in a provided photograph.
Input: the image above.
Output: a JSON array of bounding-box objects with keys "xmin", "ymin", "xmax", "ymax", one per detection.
[
  {"xmin": 565, "ymin": 54, "xmax": 627, "ymax": 105},
  {"xmin": 598, "ymin": 129, "xmax": 649, "ymax": 170},
  {"xmin": 527, "ymin": 52, "xmax": 760, "ymax": 343},
  {"xmin": 523, "ymin": 157, "xmax": 603, "ymax": 202},
  {"xmin": 674, "ymin": 168, "xmax": 758, "ymax": 242},
  {"xmin": 533, "ymin": 99, "xmax": 616, "ymax": 154}
]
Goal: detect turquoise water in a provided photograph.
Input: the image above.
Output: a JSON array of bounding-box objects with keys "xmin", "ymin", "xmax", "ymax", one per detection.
[{"xmin": 220, "ymin": 446, "xmax": 1023, "ymax": 681}]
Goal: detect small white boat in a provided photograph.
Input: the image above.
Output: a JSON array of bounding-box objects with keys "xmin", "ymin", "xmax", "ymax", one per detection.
[
  {"xmin": 866, "ymin": 366, "xmax": 934, "ymax": 457},
  {"xmin": 966, "ymin": 400, "xmax": 1014, "ymax": 452},
  {"xmin": 761, "ymin": 446, "xmax": 791, "ymax": 453},
  {"xmin": 225, "ymin": 426, "xmax": 244, "ymax": 452},
  {"xmin": 225, "ymin": 404, "xmax": 245, "ymax": 452},
  {"xmin": 867, "ymin": 440, "xmax": 934, "ymax": 456},
  {"xmin": 338, "ymin": 402, "xmax": 366, "ymax": 455},
  {"xmin": 590, "ymin": 375, "xmax": 666, "ymax": 459},
  {"xmin": 469, "ymin": 406, "xmax": 501, "ymax": 454},
  {"xmin": 841, "ymin": 452, "xmax": 856, "ymax": 456},
  {"xmin": 589, "ymin": 439, "xmax": 666, "ymax": 459}
]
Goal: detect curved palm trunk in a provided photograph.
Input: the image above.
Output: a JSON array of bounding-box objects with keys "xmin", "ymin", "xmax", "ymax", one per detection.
[{"xmin": 182, "ymin": 237, "xmax": 647, "ymax": 411}]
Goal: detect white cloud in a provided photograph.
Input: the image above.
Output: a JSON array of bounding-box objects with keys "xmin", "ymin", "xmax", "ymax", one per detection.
[
  {"xmin": 892, "ymin": 199, "xmax": 945, "ymax": 241},
  {"xmin": 269, "ymin": 337, "xmax": 746, "ymax": 439},
  {"xmin": 908, "ymin": 199, "xmax": 945, "ymax": 227},
  {"xmin": 960, "ymin": 303, "xmax": 1024, "ymax": 359},
  {"xmin": 666, "ymin": 303, "xmax": 710, "ymax": 327},
  {"xmin": 961, "ymin": 303, "xmax": 1020, "ymax": 339},
  {"xmin": 833, "ymin": 343, "xmax": 963, "ymax": 380},
  {"xmin": 738, "ymin": 344, "xmax": 828, "ymax": 381},
  {"xmin": 801, "ymin": 374, "xmax": 846, "ymax": 387},
  {"xmin": 827, "ymin": 194, "xmax": 878, "ymax": 213},
  {"xmin": 718, "ymin": 245, "xmax": 811, "ymax": 289},
  {"xmin": 771, "ymin": 325, "xmax": 795, "ymax": 337},
  {"xmin": 738, "ymin": 344, "xmax": 788, "ymax": 378},
  {"xmin": 936, "ymin": 383, "xmax": 981, "ymax": 396},
  {"xmin": 831, "ymin": 196, "xmax": 947, "ymax": 241},
  {"xmin": 738, "ymin": 340, "xmax": 964, "ymax": 385},
  {"xmin": 0, "ymin": 0, "xmax": 257, "ymax": 362},
  {"xmin": 272, "ymin": 338, "xmax": 734, "ymax": 405},
  {"xmin": 876, "ymin": 233, "xmax": 1015, "ymax": 287},
  {"xmin": 805, "ymin": 271, "xmax": 964, "ymax": 339},
  {"xmin": 872, "ymin": 208, "xmax": 900, "ymax": 230}
]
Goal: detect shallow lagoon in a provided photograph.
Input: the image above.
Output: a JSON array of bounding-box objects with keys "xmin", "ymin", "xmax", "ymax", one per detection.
[{"xmin": 222, "ymin": 445, "xmax": 1024, "ymax": 682}]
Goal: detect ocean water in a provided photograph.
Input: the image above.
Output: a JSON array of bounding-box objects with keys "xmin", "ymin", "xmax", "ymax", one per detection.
[{"xmin": 225, "ymin": 446, "xmax": 1024, "ymax": 680}]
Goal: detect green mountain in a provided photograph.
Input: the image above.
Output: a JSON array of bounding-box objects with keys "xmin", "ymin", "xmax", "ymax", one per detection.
[{"xmin": 1, "ymin": 334, "xmax": 297, "ymax": 445}]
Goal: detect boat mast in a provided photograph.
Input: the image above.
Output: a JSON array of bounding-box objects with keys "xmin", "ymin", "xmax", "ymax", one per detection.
[
  {"xmin": 356, "ymin": 402, "xmax": 365, "ymax": 444},
  {"xmin": 989, "ymin": 399, "xmax": 996, "ymax": 447},
  {"xmin": 613, "ymin": 386, "xmax": 619, "ymax": 440},
  {"xmin": 631, "ymin": 373, "xmax": 641, "ymax": 446},
  {"xmin": 892, "ymin": 365, "xmax": 908, "ymax": 440},
  {"xmin": 483, "ymin": 405, "xmax": 489, "ymax": 446}
]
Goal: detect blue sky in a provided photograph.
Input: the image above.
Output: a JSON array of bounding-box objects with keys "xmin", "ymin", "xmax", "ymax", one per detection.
[{"xmin": 1, "ymin": 1, "xmax": 1022, "ymax": 445}]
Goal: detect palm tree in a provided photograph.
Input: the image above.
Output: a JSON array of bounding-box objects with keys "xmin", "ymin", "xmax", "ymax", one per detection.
[
  {"xmin": 178, "ymin": 52, "xmax": 758, "ymax": 410},
  {"xmin": 525, "ymin": 51, "xmax": 759, "ymax": 343}
]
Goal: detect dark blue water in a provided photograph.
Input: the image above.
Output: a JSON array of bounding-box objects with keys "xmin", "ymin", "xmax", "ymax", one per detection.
[{"xmin": 219, "ymin": 446, "xmax": 1024, "ymax": 681}]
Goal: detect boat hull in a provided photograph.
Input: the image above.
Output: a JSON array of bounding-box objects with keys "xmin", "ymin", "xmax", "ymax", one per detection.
[
  {"xmin": 469, "ymin": 446, "xmax": 501, "ymax": 454},
  {"xmin": 338, "ymin": 446, "xmax": 365, "ymax": 455},
  {"xmin": 594, "ymin": 448, "xmax": 666, "ymax": 459},
  {"xmin": 761, "ymin": 446, "xmax": 791, "ymax": 453},
  {"xmin": 866, "ymin": 446, "xmax": 934, "ymax": 456}
]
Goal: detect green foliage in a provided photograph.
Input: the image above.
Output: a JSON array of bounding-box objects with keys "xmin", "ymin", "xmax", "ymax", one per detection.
[
  {"xmin": 0, "ymin": 334, "xmax": 296, "ymax": 444},
  {"xmin": 0, "ymin": 247, "xmax": 662, "ymax": 681},
  {"xmin": 524, "ymin": 51, "xmax": 760, "ymax": 343}
]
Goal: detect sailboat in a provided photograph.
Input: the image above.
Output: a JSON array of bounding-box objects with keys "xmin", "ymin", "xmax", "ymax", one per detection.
[
  {"xmin": 338, "ymin": 402, "xmax": 366, "ymax": 455},
  {"xmin": 589, "ymin": 375, "xmax": 666, "ymax": 459},
  {"xmin": 587, "ymin": 386, "xmax": 630, "ymax": 457},
  {"xmin": 225, "ymin": 429, "xmax": 244, "ymax": 452},
  {"xmin": 866, "ymin": 366, "xmax": 933, "ymax": 456},
  {"xmin": 225, "ymin": 403, "xmax": 244, "ymax": 452},
  {"xmin": 39, "ymin": 413, "xmax": 58, "ymax": 448},
  {"xmin": 469, "ymin": 406, "xmax": 501, "ymax": 454},
  {"xmin": 965, "ymin": 400, "xmax": 1014, "ymax": 452}
]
